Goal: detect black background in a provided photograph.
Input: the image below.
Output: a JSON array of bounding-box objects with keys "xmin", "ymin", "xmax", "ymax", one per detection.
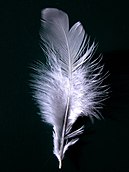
[{"xmin": 0, "ymin": 0, "xmax": 129, "ymax": 171}]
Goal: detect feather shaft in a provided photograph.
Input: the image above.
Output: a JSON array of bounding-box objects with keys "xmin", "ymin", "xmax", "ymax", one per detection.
[{"xmin": 59, "ymin": 96, "xmax": 70, "ymax": 169}]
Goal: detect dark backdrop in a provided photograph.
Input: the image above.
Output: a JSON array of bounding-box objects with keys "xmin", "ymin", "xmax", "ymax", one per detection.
[{"xmin": 0, "ymin": 0, "xmax": 129, "ymax": 171}]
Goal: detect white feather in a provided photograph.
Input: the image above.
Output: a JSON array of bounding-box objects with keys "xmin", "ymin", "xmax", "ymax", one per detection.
[{"xmin": 31, "ymin": 8, "xmax": 108, "ymax": 169}]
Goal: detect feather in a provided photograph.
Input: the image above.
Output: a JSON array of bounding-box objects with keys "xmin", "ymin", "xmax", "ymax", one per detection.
[{"xmin": 31, "ymin": 8, "xmax": 108, "ymax": 169}]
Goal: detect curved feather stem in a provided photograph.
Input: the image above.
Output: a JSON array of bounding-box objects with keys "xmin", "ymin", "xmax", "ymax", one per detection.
[{"xmin": 59, "ymin": 96, "xmax": 70, "ymax": 169}]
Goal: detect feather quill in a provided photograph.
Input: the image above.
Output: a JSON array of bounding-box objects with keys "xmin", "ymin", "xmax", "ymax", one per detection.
[{"xmin": 31, "ymin": 8, "xmax": 108, "ymax": 169}]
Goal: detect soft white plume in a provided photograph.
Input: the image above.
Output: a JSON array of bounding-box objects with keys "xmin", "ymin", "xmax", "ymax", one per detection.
[{"xmin": 31, "ymin": 8, "xmax": 108, "ymax": 169}]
